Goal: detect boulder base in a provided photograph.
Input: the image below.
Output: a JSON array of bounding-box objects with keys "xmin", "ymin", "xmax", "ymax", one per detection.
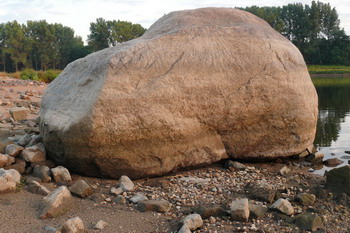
[{"xmin": 40, "ymin": 8, "xmax": 318, "ymax": 179}]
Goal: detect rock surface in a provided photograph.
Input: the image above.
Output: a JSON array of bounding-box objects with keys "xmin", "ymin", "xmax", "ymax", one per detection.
[
  {"xmin": 294, "ymin": 213, "xmax": 324, "ymax": 231},
  {"xmin": 137, "ymin": 200, "xmax": 171, "ymax": 213},
  {"xmin": 326, "ymin": 165, "xmax": 350, "ymax": 195},
  {"xmin": 4, "ymin": 144, "xmax": 23, "ymax": 157},
  {"xmin": 249, "ymin": 203, "xmax": 268, "ymax": 219},
  {"xmin": 33, "ymin": 165, "xmax": 51, "ymax": 183},
  {"xmin": 230, "ymin": 198, "xmax": 250, "ymax": 222},
  {"xmin": 58, "ymin": 216, "xmax": 84, "ymax": 233},
  {"xmin": 40, "ymin": 186, "xmax": 74, "ymax": 219},
  {"xmin": 94, "ymin": 220, "xmax": 108, "ymax": 230},
  {"xmin": 20, "ymin": 143, "xmax": 46, "ymax": 163},
  {"xmin": 118, "ymin": 175, "xmax": 134, "ymax": 191},
  {"xmin": 270, "ymin": 198, "xmax": 294, "ymax": 216},
  {"xmin": 0, "ymin": 168, "xmax": 20, "ymax": 193},
  {"xmin": 181, "ymin": 214, "xmax": 203, "ymax": 231},
  {"xmin": 9, "ymin": 107, "xmax": 28, "ymax": 121},
  {"xmin": 295, "ymin": 193, "xmax": 316, "ymax": 206},
  {"xmin": 51, "ymin": 166, "xmax": 72, "ymax": 183},
  {"xmin": 26, "ymin": 181, "xmax": 50, "ymax": 196},
  {"xmin": 69, "ymin": 180, "xmax": 93, "ymax": 198},
  {"xmin": 39, "ymin": 7, "xmax": 318, "ymax": 179}
]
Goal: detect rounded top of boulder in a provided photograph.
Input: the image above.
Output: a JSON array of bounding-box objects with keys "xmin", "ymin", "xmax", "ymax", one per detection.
[{"xmin": 144, "ymin": 7, "xmax": 284, "ymax": 40}]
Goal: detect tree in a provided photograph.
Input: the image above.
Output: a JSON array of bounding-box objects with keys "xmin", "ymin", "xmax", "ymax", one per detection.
[
  {"xmin": 242, "ymin": 1, "xmax": 350, "ymax": 65},
  {"xmin": 108, "ymin": 20, "xmax": 146, "ymax": 45},
  {"xmin": 87, "ymin": 18, "xmax": 146, "ymax": 52},
  {"xmin": 0, "ymin": 23, "xmax": 6, "ymax": 71},
  {"xmin": 3, "ymin": 21, "xmax": 28, "ymax": 72},
  {"xmin": 87, "ymin": 18, "xmax": 110, "ymax": 51},
  {"xmin": 26, "ymin": 20, "xmax": 56, "ymax": 70}
]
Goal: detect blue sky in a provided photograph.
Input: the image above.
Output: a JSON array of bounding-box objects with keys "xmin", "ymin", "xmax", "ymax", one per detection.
[{"xmin": 0, "ymin": 0, "xmax": 349, "ymax": 43}]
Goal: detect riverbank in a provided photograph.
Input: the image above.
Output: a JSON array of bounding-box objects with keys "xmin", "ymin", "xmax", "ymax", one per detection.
[
  {"xmin": 1, "ymin": 76, "xmax": 350, "ymax": 232},
  {"xmin": 308, "ymin": 65, "xmax": 350, "ymax": 75}
]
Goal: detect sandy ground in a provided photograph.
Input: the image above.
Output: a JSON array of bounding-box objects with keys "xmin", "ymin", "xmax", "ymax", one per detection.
[{"xmin": 0, "ymin": 186, "xmax": 172, "ymax": 233}]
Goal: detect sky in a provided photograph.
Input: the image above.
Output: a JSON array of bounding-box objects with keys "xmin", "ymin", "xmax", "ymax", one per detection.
[{"xmin": 0, "ymin": 0, "xmax": 349, "ymax": 44}]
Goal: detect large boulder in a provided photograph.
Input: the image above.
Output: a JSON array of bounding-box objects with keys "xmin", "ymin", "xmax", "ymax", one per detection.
[{"xmin": 39, "ymin": 8, "xmax": 318, "ymax": 179}]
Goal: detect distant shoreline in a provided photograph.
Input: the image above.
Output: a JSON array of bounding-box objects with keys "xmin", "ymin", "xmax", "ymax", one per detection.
[{"xmin": 310, "ymin": 73, "xmax": 350, "ymax": 78}]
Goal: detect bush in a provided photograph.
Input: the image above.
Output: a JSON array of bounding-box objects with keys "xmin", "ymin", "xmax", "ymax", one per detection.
[
  {"xmin": 1, "ymin": 69, "xmax": 61, "ymax": 82},
  {"xmin": 44, "ymin": 69, "xmax": 61, "ymax": 82},
  {"xmin": 20, "ymin": 69, "xmax": 38, "ymax": 80},
  {"xmin": 9, "ymin": 72, "xmax": 20, "ymax": 79}
]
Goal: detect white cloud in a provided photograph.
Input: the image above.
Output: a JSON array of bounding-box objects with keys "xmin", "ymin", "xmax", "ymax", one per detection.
[{"xmin": 0, "ymin": 0, "xmax": 349, "ymax": 43}]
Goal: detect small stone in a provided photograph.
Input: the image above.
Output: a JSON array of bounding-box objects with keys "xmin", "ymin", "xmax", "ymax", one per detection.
[
  {"xmin": 249, "ymin": 203, "xmax": 268, "ymax": 219},
  {"xmin": 9, "ymin": 107, "xmax": 28, "ymax": 121},
  {"xmin": 40, "ymin": 186, "xmax": 75, "ymax": 219},
  {"xmin": 94, "ymin": 220, "xmax": 108, "ymax": 230},
  {"xmin": 118, "ymin": 175, "xmax": 134, "ymax": 191},
  {"xmin": 294, "ymin": 213, "xmax": 324, "ymax": 231},
  {"xmin": 295, "ymin": 193, "xmax": 316, "ymax": 206},
  {"xmin": 33, "ymin": 165, "xmax": 52, "ymax": 183},
  {"xmin": 26, "ymin": 181, "xmax": 50, "ymax": 196},
  {"xmin": 195, "ymin": 204, "xmax": 227, "ymax": 219},
  {"xmin": 270, "ymin": 198, "xmax": 294, "ymax": 216},
  {"xmin": 182, "ymin": 214, "xmax": 203, "ymax": 231},
  {"xmin": 51, "ymin": 166, "xmax": 72, "ymax": 183},
  {"xmin": 246, "ymin": 182, "xmax": 276, "ymax": 203},
  {"xmin": 130, "ymin": 193, "xmax": 148, "ymax": 203},
  {"xmin": 110, "ymin": 187, "xmax": 123, "ymax": 196},
  {"xmin": 345, "ymin": 151, "xmax": 350, "ymax": 154},
  {"xmin": 18, "ymin": 134, "xmax": 33, "ymax": 147},
  {"xmin": 4, "ymin": 158, "xmax": 26, "ymax": 174},
  {"xmin": 326, "ymin": 165, "xmax": 350, "ymax": 195},
  {"xmin": 323, "ymin": 158, "xmax": 343, "ymax": 167},
  {"xmin": 4, "ymin": 144, "xmax": 24, "ymax": 157},
  {"xmin": 279, "ymin": 166, "xmax": 291, "ymax": 176},
  {"xmin": 209, "ymin": 216, "xmax": 216, "ymax": 224},
  {"xmin": 58, "ymin": 216, "xmax": 84, "ymax": 233},
  {"xmin": 305, "ymin": 152, "xmax": 324, "ymax": 163},
  {"xmin": 137, "ymin": 200, "xmax": 171, "ymax": 213},
  {"xmin": 0, "ymin": 168, "xmax": 20, "ymax": 194},
  {"xmin": 26, "ymin": 134, "xmax": 43, "ymax": 147},
  {"xmin": 26, "ymin": 175, "xmax": 42, "ymax": 183},
  {"xmin": 225, "ymin": 160, "xmax": 246, "ymax": 170},
  {"xmin": 298, "ymin": 149, "xmax": 310, "ymax": 158},
  {"xmin": 114, "ymin": 195, "xmax": 127, "ymax": 204},
  {"xmin": 69, "ymin": 180, "xmax": 93, "ymax": 198},
  {"xmin": 178, "ymin": 225, "xmax": 191, "ymax": 233},
  {"xmin": 20, "ymin": 143, "xmax": 46, "ymax": 163},
  {"xmin": 0, "ymin": 154, "xmax": 12, "ymax": 168},
  {"xmin": 230, "ymin": 198, "xmax": 249, "ymax": 222},
  {"xmin": 43, "ymin": 226, "xmax": 57, "ymax": 232},
  {"xmin": 0, "ymin": 112, "xmax": 11, "ymax": 121},
  {"xmin": 178, "ymin": 176, "xmax": 210, "ymax": 184},
  {"xmin": 6, "ymin": 155, "xmax": 15, "ymax": 166}
]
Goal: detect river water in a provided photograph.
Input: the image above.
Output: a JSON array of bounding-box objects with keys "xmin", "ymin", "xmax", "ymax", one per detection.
[{"xmin": 313, "ymin": 81, "xmax": 350, "ymax": 175}]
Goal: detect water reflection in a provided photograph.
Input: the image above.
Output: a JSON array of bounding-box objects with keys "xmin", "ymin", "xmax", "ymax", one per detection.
[
  {"xmin": 314, "ymin": 85, "xmax": 350, "ymax": 147},
  {"xmin": 313, "ymin": 82, "xmax": 350, "ymax": 174}
]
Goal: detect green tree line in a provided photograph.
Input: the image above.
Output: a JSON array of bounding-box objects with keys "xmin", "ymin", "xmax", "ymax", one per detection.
[
  {"xmin": 0, "ymin": 19, "xmax": 145, "ymax": 73},
  {"xmin": 0, "ymin": 20, "xmax": 90, "ymax": 72},
  {"xmin": 242, "ymin": 0, "xmax": 350, "ymax": 65}
]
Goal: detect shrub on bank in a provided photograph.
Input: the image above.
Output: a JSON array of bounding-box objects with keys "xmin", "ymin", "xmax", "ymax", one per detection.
[
  {"xmin": 20, "ymin": 69, "xmax": 39, "ymax": 80},
  {"xmin": 4, "ymin": 69, "xmax": 62, "ymax": 83}
]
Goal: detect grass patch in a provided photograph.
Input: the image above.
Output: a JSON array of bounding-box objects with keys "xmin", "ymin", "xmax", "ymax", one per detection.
[
  {"xmin": 308, "ymin": 65, "xmax": 350, "ymax": 74},
  {"xmin": 312, "ymin": 77, "xmax": 350, "ymax": 86},
  {"xmin": 0, "ymin": 69, "xmax": 61, "ymax": 83}
]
